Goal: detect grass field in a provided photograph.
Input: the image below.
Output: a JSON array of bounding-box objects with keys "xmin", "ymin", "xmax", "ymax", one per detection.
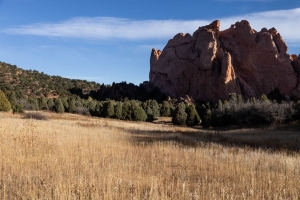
[{"xmin": 0, "ymin": 111, "xmax": 300, "ymax": 199}]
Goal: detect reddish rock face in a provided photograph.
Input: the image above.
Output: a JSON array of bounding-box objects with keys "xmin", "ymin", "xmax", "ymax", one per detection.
[{"xmin": 150, "ymin": 20, "xmax": 300, "ymax": 102}]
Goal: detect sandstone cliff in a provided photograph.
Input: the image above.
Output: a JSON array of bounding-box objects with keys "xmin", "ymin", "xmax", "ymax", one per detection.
[{"xmin": 150, "ymin": 20, "xmax": 300, "ymax": 102}]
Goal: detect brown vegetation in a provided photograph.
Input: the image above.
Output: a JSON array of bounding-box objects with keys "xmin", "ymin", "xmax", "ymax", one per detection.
[{"xmin": 0, "ymin": 112, "xmax": 299, "ymax": 199}]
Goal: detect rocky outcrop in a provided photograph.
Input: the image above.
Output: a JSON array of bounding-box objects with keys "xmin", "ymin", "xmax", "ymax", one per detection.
[{"xmin": 150, "ymin": 20, "xmax": 300, "ymax": 102}]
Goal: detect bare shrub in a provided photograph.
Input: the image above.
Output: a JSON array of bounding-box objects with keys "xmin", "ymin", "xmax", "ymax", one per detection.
[
  {"xmin": 23, "ymin": 112, "xmax": 48, "ymax": 120},
  {"xmin": 75, "ymin": 107, "xmax": 90, "ymax": 116},
  {"xmin": 211, "ymin": 100, "xmax": 296, "ymax": 127}
]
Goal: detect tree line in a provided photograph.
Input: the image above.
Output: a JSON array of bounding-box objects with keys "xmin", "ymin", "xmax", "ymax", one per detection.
[
  {"xmin": 0, "ymin": 89, "xmax": 200, "ymax": 126},
  {"xmin": 1, "ymin": 61, "xmax": 300, "ymax": 127},
  {"xmin": 1, "ymin": 88, "xmax": 300, "ymax": 127}
]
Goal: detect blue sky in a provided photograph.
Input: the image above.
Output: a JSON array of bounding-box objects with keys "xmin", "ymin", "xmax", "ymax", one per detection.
[{"xmin": 0, "ymin": 0, "xmax": 300, "ymax": 85}]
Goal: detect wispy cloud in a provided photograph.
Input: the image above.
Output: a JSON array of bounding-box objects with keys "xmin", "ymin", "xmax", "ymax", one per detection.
[
  {"xmin": 3, "ymin": 8, "xmax": 300, "ymax": 44},
  {"xmin": 221, "ymin": 7, "xmax": 300, "ymax": 43},
  {"xmin": 4, "ymin": 17, "xmax": 209, "ymax": 40}
]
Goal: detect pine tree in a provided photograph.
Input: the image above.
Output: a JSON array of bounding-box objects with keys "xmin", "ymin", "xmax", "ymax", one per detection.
[
  {"xmin": 114, "ymin": 102, "xmax": 123, "ymax": 119},
  {"xmin": 186, "ymin": 105, "xmax": 201, "ymax": 126},
  {"xmin": 7, "ymin": 91, "xmax": 17, "ymax": 108},
  {"xmin": 172, "ymin": 102, "xmax": 187, "ymax": 125},
  {"xmin": 0, "ymin": 90, "xmax": 11, "ymax": 112},
  {"xmin": 55, "ymin": 99, "xmax": 65, "ymax": 114},
  {"xmin": 95, "ymin": 102, "xmax": 103, "ymax": 116},
  {"xmin": 145, "ymin": 99, "xmax": 160, "ymax": 121},
  {"xmin": 217, "ymin": 100, "xmax": 223, "ymax": 110},
  {"xmin": 160, "ymin": 101, "xmax": 171, "ymax": 117},
  {"xmin": 250, "ymin": 97, "xmax": 256, "ymax": 104},
  {"xmin": 61, "ymin": 98, "xmax": 69, "ymax": 112},
  {"xmin": 68, "ymin": 99, "xmax": 77, "ymax": 113},
  {"xmin": 104, "ymin": 100, "xmax": 115, "ymax": 118},
  {"xmin": 13, "ymin": 104, "xmax": 24, "ymax": 114},
  {"xmin": 228, "ymin": 93, "xmax": 237, "ymax": 103},
  {"xmin": 39, "ymin": 96, "xmax": 48, "ymax": 110},
  {"xmin": 133, "ymin": 106, "xmax": 147, "ymax": 121},
  {"xmin": 121, "ymin": 100, "xmax": 132, "ymax": 120},
  {"xmin": 223, "ymin": 100, "xmax": 229, "ymax": 109},
  {"xmin": 237, "ymin": 94, "xmax": 243, "ymax": 105},
  {"xmin": 47, "ymin": 98, "xmax": 55, "ymax": 111},
  {"xmin": 87, "ymin": 100, "xmax": 96, "ymax": 114},
  {"xmin": 28, "ymin": 97, "xmax": 39, "ymax": 110},
  {"xmin": 260, "ymin": 94, "xmax": 270, "ymax": 102},
  {"xmin": 202, "ymin": 108, "xmax": 212, "ymax": 128}
]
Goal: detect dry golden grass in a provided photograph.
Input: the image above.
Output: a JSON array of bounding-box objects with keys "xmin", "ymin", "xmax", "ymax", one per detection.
[{"xmin": 0, "ymin": 111, "xmax": 300, "ymax": 199}]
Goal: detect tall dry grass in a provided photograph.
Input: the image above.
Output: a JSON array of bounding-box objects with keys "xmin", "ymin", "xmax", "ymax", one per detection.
[{"xmin": 0, "ymin": 112, "xmax": 299, "ymax": 199}]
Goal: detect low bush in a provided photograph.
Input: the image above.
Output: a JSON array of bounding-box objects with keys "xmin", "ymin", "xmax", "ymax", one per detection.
[
  {"xmin": 75, "ymin": 107, "xmax": 90, "ymax": 116},
  {"xmin": 23, "ymin": 112, "xmax": 48, "ymax": 120},
  {"xmin": 13, "ymin": 104, "xmax": 25, "ymax": 114},
  {"xmin": 210, "ymin": 97, "xmax": 296, "ymax": 127}
]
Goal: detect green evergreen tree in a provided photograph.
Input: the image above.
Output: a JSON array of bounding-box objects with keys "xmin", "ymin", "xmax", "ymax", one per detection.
[
  {"xmin": 186, "ymin": 105, "xmax": 201, "ymax": 126},
  {"xmin": 145, "ymin": 99, "xmax": 160, "ymax": 121},
  {"xmin": 223, "ymin": 100, "xmax": 229, "ymax": 108},
  {"xmin": 260, "ymin": 94, "xmax": 270, "ymax": 102},
  {"xmin": 55, "ymin": 99, "xmax": 65, "ymax": 114},
  {"xmin": 104, "ymin": 100, "xmax": 115, "ymax": 118},
  {"xmin": 13, "ymin": 104, "xmax": 24, "ymax": 114},
  {"xmin": 250, "ymin": 97, "xmax": 256, "ymax": 104},
  {"xmin": 39, "ymin": 96, "xmax": 48, "ymax": 110},
  {"xmin": 237, "ymin": 94, "xmax": 243, "ymax": 105},
  {"xmin": 61, "ymin": 98, "xmax": 69, "ymax": 112},
  {"xmin": 87, "ymin": 100, "xmax": 96, "ymax": 113},
  {"xmin": 133, "ymin": 106, "xmax": 147, "ymax": 121},
  {"xmin": 15, "ymin": 90, "xmax": 24, "ymax": 99},
  {"xmin": 172, "ymin": 102, "xmax": 187, "ymax": 126},
  {"xmin": 47, "ymin": 98, "xmax": 55, "ymax": 111},
  {"xmin": 217, "ymin": 100, "xmax": 223, "ymax": 110},
  {"xmin": 68, "ymin": 99, "xmax": 77, "ymax": 113},
  {"xmin": 95, "ymin": 102, "xmax": 103, "ymax": 116},
  {"xmin": 114, "ymin": 102, "xmax": 123, "ymax": 119},
  {"xmin": 228, "ymin": 93, "xmax": 237, "ymax": 103},
  {"xmin": 198, "ymin": 104, "xmax": 207, "ymax": 120},
  {"xmin": 121, "ymin": 100, "xmax": 132, "ymax": 120},
  {"xmin": 28, "ymin": 97, "xmax": 39, "ymax": 110},
  {"xmin": 202, "ymin": 108, "xmax": 212, "ymax": 128},
  {"xmin": 0, "ymin": 90, "xmax": 11, "ymax": 112},
  {"xmin": 160, "ymin": 101, "xmax": 171, "ymax": 117},
  {"xmin": 75, "ymin": 98, "xmax": 83, "ymax": 107},
  {"xmin": 7, "ymin": 91, "xmax": 17, "ymax": 108}
]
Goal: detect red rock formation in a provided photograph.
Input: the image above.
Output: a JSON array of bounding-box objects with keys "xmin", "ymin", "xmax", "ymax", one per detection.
[{"xmin": 150, "ymin": 20, "xmax": 300, "ymax": 102}]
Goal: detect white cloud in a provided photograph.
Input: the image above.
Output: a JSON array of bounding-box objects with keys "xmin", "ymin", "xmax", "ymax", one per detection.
[
  {"xmin": 4, "ymin": 17, "xmax": 209, "ymax": 41},
  {"xmin": 3, "ymin": 7, "xmax": 300, "ymax": 44},
  {"xmin": 221, "ymin": 8, "xmax": 300, "ymax": 43}
]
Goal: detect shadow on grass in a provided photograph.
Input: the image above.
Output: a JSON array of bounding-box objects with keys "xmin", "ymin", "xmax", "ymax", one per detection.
[{"xmin": 125, "ymin": 125, "xmax": 300, "ymax": 152}]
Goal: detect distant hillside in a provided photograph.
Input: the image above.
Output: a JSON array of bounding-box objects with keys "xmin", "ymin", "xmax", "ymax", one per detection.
[
  {"xmin": 0, "ymin": 61, "xmax": 101, "ymax": 99},
  {"xmin": 0, "ymin": 61, "xmax": 166, "ymax": 102}
]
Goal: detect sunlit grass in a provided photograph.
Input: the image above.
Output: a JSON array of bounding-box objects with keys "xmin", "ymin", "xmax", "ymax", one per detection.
[{"xmin": 0, "ymin": 112, "xmax": 299, "ymax": 199}]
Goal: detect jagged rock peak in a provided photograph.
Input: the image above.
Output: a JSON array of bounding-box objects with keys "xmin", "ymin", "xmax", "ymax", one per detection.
[{"xmin": 150, "ymin": 20, "xmax": 300, "ymax": 102}]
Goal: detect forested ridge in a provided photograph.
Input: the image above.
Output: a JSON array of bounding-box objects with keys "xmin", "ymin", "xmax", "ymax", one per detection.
[
  {"xmin": 0, "ymin": 61, "xmax": 167, "ymax": 101},
  {"xmin": 1, "ymin": 61, "xmax": 300, "ymax": 128},
  {"xmin": 0, "ymin": 61, "xmax": 101, "ymax": 99}
]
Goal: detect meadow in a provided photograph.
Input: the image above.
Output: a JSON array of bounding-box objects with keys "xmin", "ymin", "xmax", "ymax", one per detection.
[{"xmin": 0, "ymin": 111, "xmax": 299, "ymax": 199}]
